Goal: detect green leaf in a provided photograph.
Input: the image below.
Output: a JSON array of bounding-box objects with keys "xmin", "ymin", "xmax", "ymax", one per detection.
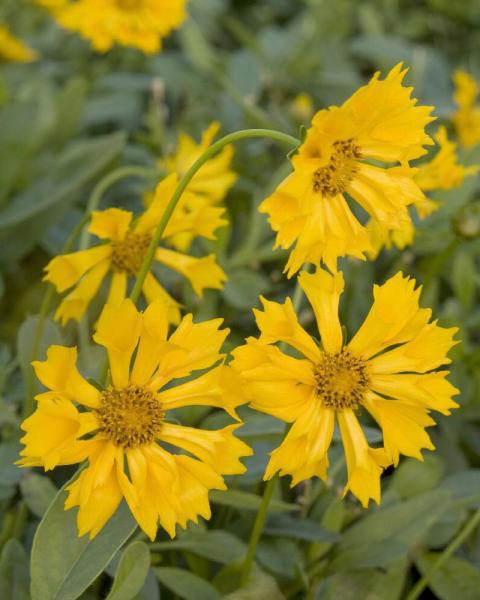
[
  {"xmin": 327, "ymin": 541, "xmax": 407, "ymax": 571},
  {"xmin": 222, "ymin": 269, "xmax": 270, "ymax": 310},
  {"xmin": 440, "ymin": 470, "xmax": 480, "ymax": 508},
  {"xmin": 389, "ymin": 455, "xmax": 444, "ymax": 499},
  {"xmin": 20, "ymin": 473, "xmax": 57, "ymax": 518},
  {"xmin": 0, "ymin": 132, "xmax": 125, "ymax": 264},
  {"xmin": 415, "ymin": 552, "xmax": 480, "ymax": 600},
  {"xmin": 31, "ymin": 483, "xmax": 137, "ymax": 600},
  {"xmin": 154, "ymin": 567, "xmax": 220, "ymax": 600},
  {"xmin": 210, "ymin": 489, "xmax": 299, "ymax": 513},
  {"xmin": 152, "ymin": 530, "xmax": 245, "ymax": 564},
  {"xmin": 106, "ymin": 542, "xmax": 150, "ymax": 600},
  {"xmin": 451, "ymin": 250, "xmax": 476, "ymax": 311},
  {"xmin": 16, "ymin": 315, "xmax": 63, "ymax": 378},
  {"xmin": 264, "ymin": 514, "xmax": 339, "ymax": 542},
  {"xmin": 0, "ymin": 539, "xmax": 30, "ymax": 600},
  {"xmin": 0, "ymin": 442, "xmax": 22, "ymax": 487},
  {"xmin": 223, "ymin": 566, "xmax": 285, "ymax": 599}
]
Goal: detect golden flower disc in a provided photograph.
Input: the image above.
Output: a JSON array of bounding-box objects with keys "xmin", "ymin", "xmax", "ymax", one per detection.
[
  {"xmin": 314, "ymin": 349, "xmax": 370, "ymax": 410},
  {"xmin": 96, "ymin": 385, "xmax": 164, "ymax": 449},
  {"xmin": 312, "ymin": 138, "xmax": 362, "ymax": 197},
  {"xmin": 111, "ymin": 231, "xmax": 152, "ymax": 275},
  {"xmin": 116, "ymin": 0, "xmax": 141, "ymax": 10}
]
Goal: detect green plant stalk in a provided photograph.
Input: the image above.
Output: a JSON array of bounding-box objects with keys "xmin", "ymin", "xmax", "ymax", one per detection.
[
  {"xmin": 240, "ymin": 271, "xmax": 307, "ymax": 586},
  {"xmin": 23, "ymin": 165, "xmax": 156, "ymax": 419},
  {"xmin": 406, "ymin": 508, "xmax": 480, "ymax": 600},
  {"xmin": 129, "ymin": 129, "xmax": 299, "ymax": 302}
]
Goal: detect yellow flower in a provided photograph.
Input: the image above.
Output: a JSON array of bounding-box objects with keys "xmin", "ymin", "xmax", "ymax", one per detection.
[
  {"xmin": 260, "ymin": 63, "xmax": 434, "ymax": 275},
  {"xmin": 452, "ymin": 70, "xmax": 480, "ymax": 148},
  {"xmin": 290, "ymin": 93, "xmax": 314, "ymax": 122},
  {"xmin": 232, "ymin": 270, "xmax": 458, "ymax": 507},
  {"xmin": 0, "ymin": 24, "xmax": 38, "ymax": 63},
  {"xmin": 51, "ymin": 0, "xmax": 187, "ymax": 54},
  {"xmin": 44, "ymin": 174, "xmax": 227, "ymax": 326},
  {"xmin": 367, "ymin": 126, "xmax": 478, "ymax": 258},
  {"xmin": 19, "ymin": 299, "xmax": 252, "ymax": 540}
]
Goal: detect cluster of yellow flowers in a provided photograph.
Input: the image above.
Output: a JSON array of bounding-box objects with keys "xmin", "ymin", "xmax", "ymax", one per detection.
[
  {"xmin": 35, "ymin": 0, "xmax": 187, "ymax": 53},
  {"xmin": 19, "ymin": 63, "xmax": 479, "ymax": 542}
]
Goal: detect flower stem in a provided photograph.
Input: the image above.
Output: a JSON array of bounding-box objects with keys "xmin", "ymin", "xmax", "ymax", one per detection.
[
  {"xmin": 129, "ymin": 129, "xmax": 300, "ymax": 302},
  {"xmin": 240, "ymin": 269, "xmax": 308, "ymax": 586},
  {"xmin": 406, "ymin": 508, "xmax": 480, "ymax": 600}
]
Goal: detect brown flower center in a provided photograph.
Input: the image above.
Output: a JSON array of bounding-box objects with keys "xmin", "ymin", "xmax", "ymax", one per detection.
[
  {"xmin": 314, "ymin": 349, "xmax": 369, "ymax": 410},
  {"xmin": 312, "ymin": 138, "xmax": 362, "ymax": 197},
  {"xmin": 96, "ymin": 385, "xmax": 164, "ymax": 449},
  {"xmin": 111, "ymin": 231, "xmax": 152, "ymax": 275}
]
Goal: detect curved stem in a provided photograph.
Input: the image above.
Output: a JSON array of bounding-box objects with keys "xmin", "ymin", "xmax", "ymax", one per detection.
[
  {"xmin": 130, "ymin": 129, "xmax": 299, "ymax": 302},
  {"xmin": 406, "ymin": 508, "xmax": 480, "ymax": 600}
]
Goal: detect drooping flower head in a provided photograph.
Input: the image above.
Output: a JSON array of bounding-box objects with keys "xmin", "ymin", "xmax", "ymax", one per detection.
[
  {"xmin": 44, "ymin": 174, "xmax": 227, "ymax": 326},
  {"xmin": 367, "ymin": 126, "xmax": 478, "ymax": 258},
  {"xmin": 19, "ymin": 299, "xmax": 251, "ymax": 539},
  {"xmin": 452, "ymin": 70, "xmax": 480, "ymax": 149},
  {"xmin": 232, "ymin": 270, "xmax": 458, "ymax": 507},
  {"xmin": 260, "ymin": 63, "xmax": 435, "ymax": 275},
  {"xmin": 155, "ymin": 122, "xmax": 237, "ymax": 251},
  {"xmin": 45, "ymin": 0, "xmax": 187, "ymax": 54},
  {"xmin": 0, "ymin": 24, "xmax": 38, "ymax": 63}
]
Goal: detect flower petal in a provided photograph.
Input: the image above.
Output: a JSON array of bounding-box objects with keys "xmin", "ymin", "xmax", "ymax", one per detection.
[
  {"xmin": 89, "ymin": 208, "xmax": 133, "ymax": 241},
  {"xmin": 44, "ymin": 245, "xmax": 112, "ymax": 293}
]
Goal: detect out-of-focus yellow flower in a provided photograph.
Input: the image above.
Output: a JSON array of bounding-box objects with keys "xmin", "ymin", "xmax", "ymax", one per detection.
[
  {"xmin": 156, "ymin": 122, "xmax": 237, "ymax": 251},
  {"xmin": 0, "ymin": 24, "xmax": 38, "ymax": 63},
  {"xmin": 260, "ymin": 63, "xmax": 434, "ymax": 276},
  {"xmin": 290, "ymin": 93, "xmax": 314, "ymax": 122},
  {"xmin": 452, "ymin": 70, "xmax": 480, "ymax": 148},
  {"xmin": 45, "ymin": 0, "xmax": 187, "ymax": 54},
  {"xmin": 368, "ymin": 126, "xmax": 478, "ymax": 258},
  {"xmin": 19, "ymin": 299, "xmax": 252, "ymax": 540},
  {"xmin": 232, "ymin": 270, "xmax": 458, "ymax": 507},
  {"xmin": 44, "ymin": 174, "xmax": 227, "ymax": 326}
]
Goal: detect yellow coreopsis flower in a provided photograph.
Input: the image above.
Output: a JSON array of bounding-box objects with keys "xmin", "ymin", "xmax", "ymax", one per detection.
[
  {"xmin": 0, "ymin": 24, "xmax": 38, "ymax": 63},
  {"xmin": 289, "ymin": 93, "xmax": 315, "ymax": 122},
  {"xmin": 232, "ymin": 270, "xmax": 458, "ymax": 507},
  {"xmin": 452, "ymin": 70, "xmax": 480, "ymax": 148},
  {"xmin": 44, "ymin": 174, "xmax": 227, "ymax": 326},
  {"xmin": 49, "ymin": 0, "xmax": 187, "ymax": 54},
  {"xmin": 19, "ymin": 299, "xmax": 252, "ymax": 539},
  {"xmin": 367, "ymin": 126, "xmax": 478, "ymax": 258},
  {"xmin": 260, "ymin": 63, "xmax": 435, "ymax": 276}
]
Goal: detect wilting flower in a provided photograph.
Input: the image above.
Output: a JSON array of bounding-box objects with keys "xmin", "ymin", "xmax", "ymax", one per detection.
[
  {"xmin": 232, "ymin": 270, "xmax": 458, "ymax": 506},
  {"xmin": 368, "ymin": 126, "xmax": 478, "ymax": 257},
  {"xmin": 260, "ymin": 63, "xmax": 435, "ymax": 275},
  {"xmin": 19, "ymin": 299, "xmax": 251, "ymax": 539},
  {"xmin": 47, "ymin": 0, "xmax": 187, "ymax": 54},
  {"xmin": 155, "ymin": 122, "xmax": 237, "ymax": 250},
  {"xmin": 453, "ymin": 70, "xmax": 480, "ymax": 149},
  {"xmin": 45, "ymin": 174, "xmax": 227, "ymax": 326},
  {"xmin": 0, "ymin": 24, "xmax": 38, "ymax": 63}
]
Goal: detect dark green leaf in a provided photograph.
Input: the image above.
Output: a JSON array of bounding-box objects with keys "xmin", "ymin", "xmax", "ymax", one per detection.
[
  {"xmin": 20, "ymin": 473, "xmax": 57, "ymax": 518},
  {"xmin": 154, "ymin": 567, "xmax": 220, "ymax": 600},
  {"xmin": 106, "ymin": 541, "xmax": 150, "ymax": 600},
  {"xmin": 0, "ymin": 539, "xmax": 29, "ymax": 600},
  {"xmin": 210, "ymin": 489, "xmax": 299, "ymax": 513},
  {"xmin": 415, "ymin": 552, "xmax": 480, "ymax": 600},
  {"xmin": 152, "ymin": 530, "xmax": 245, "ymax": 564}
]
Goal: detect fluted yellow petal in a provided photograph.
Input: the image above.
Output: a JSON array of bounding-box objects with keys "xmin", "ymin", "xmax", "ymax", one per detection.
[
  {"xmin": 89, "ymin": 208, "xmax": 132, "ymax": 241},
  {"xmin": 107, "ymin": 270, "xmax": 128, "ymax": 305},
  {"xmin": 298, "ymin": 269, "xmax": 344, "ymax": 354},
  {"xmin": 142, "ymin": 273, "xmax": 181, "ymax": 325},
  {"xmin": 44, "ymin": 245, "xmax": 112, "ymax": 293},
  {"xmin": 94, "ymin": 300, "xmax": 142, "ymax": 389}
]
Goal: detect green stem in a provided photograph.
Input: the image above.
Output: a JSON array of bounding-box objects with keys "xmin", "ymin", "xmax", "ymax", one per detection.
[
  {"xmin": 240, "ymin": 269, "xmax": 308, "ymax": 586},
  {"xmin": 129, "ymin": 129, "xmax": 299, "ymax": 303},
  {"xmin": 406, "ymin": 508, "xmax": 480, "ymax": 600},
  {"xmin": 240, "ymin": 475, "xmax": 277, "ymax": 587}
]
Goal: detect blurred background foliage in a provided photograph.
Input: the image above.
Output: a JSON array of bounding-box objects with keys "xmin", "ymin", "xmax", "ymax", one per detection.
[{"xmin": 0, "ymin": 0, "xmax": 479, "ymax": 599}]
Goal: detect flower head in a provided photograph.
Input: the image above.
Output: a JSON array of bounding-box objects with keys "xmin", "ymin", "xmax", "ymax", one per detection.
[
  {"xmin": 260, "ymin": 63, "xmax": 435, "ymax": 275},
  {"xmin": 19, "ymin": 299, "xmax": 252, "ymax": 539},
  {"xmin": 367, "ymin": 126, "xmax": 478, "ymax": 258},
  {"xmin": 453, "ymin": 70, "xmax": 480, "ymax": 148},
  {"xmin": 0, "ymin": 24, "xmax": 38, "ymax": 63},
  {"xmin": 50, "ymin": 0, "xmax": 187, "ymax": 54},
  {"xmin": 232, "ymin": 270, "xmax": 458, "ymax": 507},
  {"xmin": 45, "ymin": 174, "xmax": 227, "ymax": 326}
]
